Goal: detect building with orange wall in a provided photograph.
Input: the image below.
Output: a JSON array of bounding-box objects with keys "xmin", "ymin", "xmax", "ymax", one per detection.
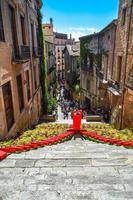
[{"xmin": 0, "ymin": 0, "xmax": 42, "ymax": 140}]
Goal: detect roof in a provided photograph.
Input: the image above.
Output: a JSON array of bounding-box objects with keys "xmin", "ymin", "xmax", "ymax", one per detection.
[
  {"xmin": 54, "ymin": 32, "xmax": 68, "ymax": 39},
  {"xmin": 64, "ymin": 43, "xmax": 80, "ymax": 57},
  {"xmin": 79, "ymin": 32, "xmax": 99, "ymax": 40},
  {"xmin": 79, "ymin": 19, "xmax": 117, "ymax": 41},
  {"xmin": 100, "ymin": 19, "xmax": 117, "ymax": 34}
]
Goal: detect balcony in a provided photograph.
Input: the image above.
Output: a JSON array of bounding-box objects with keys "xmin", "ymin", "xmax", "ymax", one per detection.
[
  {"xmin": 12, "ymin": 45, "xmax": 30, "ymax": 63},
  {"xmin": 33, "ymin": 47, "xmax": 42, "ymax": 58},
  {"xmin": 81, "ymin": 64, "xmax": 93, "ymax": 72},
  {"xmin": 48, "ymin": 66, "xmax": 56, "ymax": 74},
  {"xmin": 96, "ymin": 68, "xmax": 104, "ymax": 80},
  {"xmin": 38, "ymin": 47, "xmax": 42, "ymax": 57},
  {"xmin": 108, "ymin": 80, "xmax": 121, "ymax": 96},
  {"xmin": 108, "ymin": 80, "xmax": 120, "ymax": 91},
  {"xmin": 126, "ymin": 70, "xmax": 133, "ymax": 90}
]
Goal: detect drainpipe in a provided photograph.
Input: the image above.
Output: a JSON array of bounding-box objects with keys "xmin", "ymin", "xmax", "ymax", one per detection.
[{"xmin": 120, "ymin": 1, "xmax": 133, "ymax": 129}]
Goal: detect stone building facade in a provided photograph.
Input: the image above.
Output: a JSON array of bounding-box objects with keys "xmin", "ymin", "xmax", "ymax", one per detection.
[
  {"xmin": 80, "ymin": 0, "xmax": 133, "ymax": 129},
  {"xmin": 64, "ymin": 42, "xmax": 80, "ymax": 86},
  {"xmin": 54, "ymin": 32, "xmax": 68, "ymax": 81},
  {"xmin": 110, "ymin": 0, "xmax": 133, "ymax": 129},
  {"xmin": 54, "ymin": 32, "xmax": 74, "ymax": 81},
  {"xmin": 42, "ymin": 19, "xmax": 56, "ymax": 97},
  {"xmin": 0, "ymin": 0, "xmax": 42, "ymax": 140},
  {"xmin": 80, "ymin": 33, "xmax": 99, "ymax": 112},
  {"xmin": 98, "ymin": 20, "xmax": 117, "ymax": 112}
]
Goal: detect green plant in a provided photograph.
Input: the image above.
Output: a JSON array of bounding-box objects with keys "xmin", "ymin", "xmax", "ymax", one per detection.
[
  {"xmin": 47, "ymin": 96, "xmax": 57, "ymax": 114},
  {"xmin": 0, "ymin": 124, "xmax": 69, "ymax": 147},
  {"xmin": 80, "ymin": 37, "xmax": 91, "ymax": 62},
  {"xmin": 37, "ymin": 9, "xmax": 48, "ymax": 114},
  {"xmin": 80, "ymin": 36, "xmax": 102, "ymax": 68}
]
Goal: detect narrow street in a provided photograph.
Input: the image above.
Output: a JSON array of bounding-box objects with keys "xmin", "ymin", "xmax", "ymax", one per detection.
[
  {"xmin": 0, "ymin": 138, "xmax": 133, "ymax": 200},
  {"xmin": 0, "ymin": 0, "xmax": 133, "ymax": 200}
]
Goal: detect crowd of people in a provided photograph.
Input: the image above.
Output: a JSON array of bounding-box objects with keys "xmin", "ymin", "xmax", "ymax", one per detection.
[
  {"xmin": 56, "ymin": 80, "xmax": 110, "ymax": 122},
  {"xmin": 57, "ymin": 85, "xmax": 81, "ymax": 120}
]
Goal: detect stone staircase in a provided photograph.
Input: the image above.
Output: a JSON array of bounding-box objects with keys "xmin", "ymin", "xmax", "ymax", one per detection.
[{"xmin": 0, "ymin": 137, "xmax": 133, "ymax": 200}]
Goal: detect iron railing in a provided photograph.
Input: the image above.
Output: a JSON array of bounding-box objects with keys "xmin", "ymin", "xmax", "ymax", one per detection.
[
  {"xmin": 12, "ymin": 45, "xmax": 30, "ymax": 62},
  {"xmin": 108, "ymin": 80, "xmax": 120, "ymax": 91},
  {"xmin": 96, "ymin": 68, "xmax": 104, "ymax": 80},
  {"xmin": 81, "ymin": 64, "xmax": 93, "ymax": 72},
  {"xmin": 126, "ymin": 73, "xmax": 133, "ymax": 90}
]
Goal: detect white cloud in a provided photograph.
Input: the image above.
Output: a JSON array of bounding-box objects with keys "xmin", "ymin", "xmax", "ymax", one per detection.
[{"xmin": 54, "ymin": 27, "xmax": 97, "ymax": 41}]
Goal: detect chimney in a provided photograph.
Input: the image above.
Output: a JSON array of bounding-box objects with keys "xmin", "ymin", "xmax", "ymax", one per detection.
[{"xmin": 50, "ymin": 18, "xmax": 53, "ymax": 25}]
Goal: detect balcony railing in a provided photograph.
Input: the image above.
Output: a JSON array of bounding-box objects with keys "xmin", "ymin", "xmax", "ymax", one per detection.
[
  {"xmin": 33, "ymin": 47, "xmax": 42, "ymax": 58},
  {"xmin": 12, "ymin": 45, "xmax": 30, "ymax": 62},
  {"xmin": 108, "ymin": 80, "xmax": 120, "ymax": 91},
  {"xmin": 96, "ymin": 68, "xmax": 104, "ymax": 80},
  {"xmin": 48, "ymin": 66, "xmax": 56, "ymax": 74},
  {"xmin": 81, "ymin": 64, "xmax": 93, "ymax": 72},
  {"xmin": 38, "ymin": 47, "xmax": 42, "ymax": 57},
  {"xmin": 126, "ymin": 75, "xmax": 133, "ymax": 90}
]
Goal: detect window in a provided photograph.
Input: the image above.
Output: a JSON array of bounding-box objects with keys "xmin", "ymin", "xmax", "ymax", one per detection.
[
  {"xmin": 89, "ymin": 53, "xmax": 93, "ymax": 67},
  {"xmin": 16, "ymin": 74, "xmax": 24, "ymax": 112},
  {"xmin": 108, "ymin": 35, "xmax": 110, "ymax": 40},
  {"xmin": 77, "ymin": 62, "xmax": 79, "ymax": 69},
  {"xmin": 26, "ymin": 70, "xmax": 31, "ymax": 101},
  {"xmin": 34, "ymin": 67, "xmax": 37, "ymax": 90},
  {"xmin": 9, "ymin": 5, "xmax": 18, "ymax": 57},
  {"xmin": 20, "ymin": 15, "xmax": 26, "ymax": 45},
  {"xmin": 2, "ymin": 82, "xmax": 14, "ymax": 131},
  {"xmin": 31, "ymin": 23, "xmax": 34, "ymax": 54},
  {"xmin": 121, "ymin": 7, "xmax": 126, "ymax": 26},
  {"xmin": 36, "ymin": 27, "xmax": 39, "ymax": 47},
  {"xmin": 117, "ymin": 56, "xmax": 122, "ymax": 82},
  {"xmin": 0, "ymin": 1, "xmax": 5, "ymax": 41},
  {"xmin": 86, "ymin": 80, "xmax": 90, "ymax": 91},
  {"xmin": 84, "ymin": 54, "xmax": 88, "ymax": 65}
]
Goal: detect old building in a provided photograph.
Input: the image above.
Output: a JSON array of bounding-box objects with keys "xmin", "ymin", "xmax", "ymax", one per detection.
[
  {"xmin": 80, "ymin": 20, "xmax": 117, "ymax": 114},
  {"xmin": 80, "ymin": 0, "xmax": 133, "ymax": 128},
  {"xmin": 64, "ymin": 42, "xmax": 80, "ymax": 86},
  {"xmin": 54, "ymin": 32, "xmax": 74, "ymax": 81},
  {"xmin": 64, "ymin": 42, "xmax": 80, "ymax": 100},
  {"xmin": 54, "ymin": 32, "xmax": 68, "ymax": 81},
  {"xmin": 98, "ymin": 20, "xmax": 117, "ymax": 113},
  {"xmin": 110, "ymin": 0, "xmax": 133, "ymax": 129},
  {"xmin": 80, "ymin": 33, "xmax": 99, "ymax": 112},
  {"xmin": 0, "ymin": 0, "xmax": 42, "ymax": 140},
  {"xmin": 43, "ymin": 19, "xmax": 56, "ymax": 97}
]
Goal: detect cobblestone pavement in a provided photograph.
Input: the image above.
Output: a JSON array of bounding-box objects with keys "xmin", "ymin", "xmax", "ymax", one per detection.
[{"xmin": 0, "ymin": 138, "xmax": 133, "ymax": 200}]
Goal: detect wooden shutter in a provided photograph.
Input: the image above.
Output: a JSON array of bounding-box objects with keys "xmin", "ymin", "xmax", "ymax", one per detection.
[
  {"xmin": 20, "ymin": 15, "xmax": 26, "ymax": 45},
  {"xmin": 8, "ymin": 5, "xmax": 18, "ymax": 57},
  {"xmin": 34, "ymin": 67, "xmax": 37, "ymax": 90},
  {"xmin": 26, "ymin": 70, "xmax": 31, "ymax": 101},
  {"xmin": 2, "ymin": 82, "xmax": 14, "ymax": 131},
  {"xmin": 0, "ymin": 1, "xmax": 5, "ymax": 41},
  {"xmin": 16, "ymin": 74, "xmax": 24, "ymax": 112}
]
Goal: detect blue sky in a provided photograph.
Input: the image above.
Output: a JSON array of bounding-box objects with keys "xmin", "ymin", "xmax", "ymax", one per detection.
[{"xmin": 41, "ymin": 0, "xmax": 119, "ymax": 40}]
